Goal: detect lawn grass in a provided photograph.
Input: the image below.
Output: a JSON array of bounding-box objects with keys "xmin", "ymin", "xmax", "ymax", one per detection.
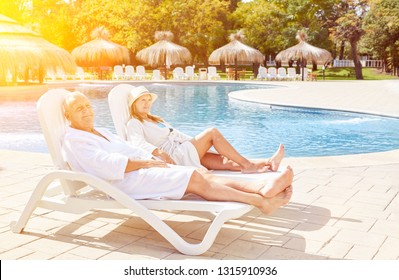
[
  {"xmin": 312, "ymin": 67, "xmax": 398, "ymax": 80},
  {"xmin": 142, "ymin": 66, "xmax": 397, "ymax": 81},
  {"xmin": 226, "ymin": 67, "xmax": 398, "ymax": 81}
]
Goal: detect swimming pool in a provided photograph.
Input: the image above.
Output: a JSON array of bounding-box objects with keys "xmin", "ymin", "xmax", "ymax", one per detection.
[{"xmin": 1, "ymin": 82, "xmax": 399, "ymax": 158}]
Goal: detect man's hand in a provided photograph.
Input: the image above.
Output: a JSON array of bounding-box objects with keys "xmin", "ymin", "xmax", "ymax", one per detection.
[
  {"xmin": 125, "ymin": 158, "xmax": 169, "ymax": 173},
  {"xmin": 153, "ymin": 149, "xmax": 176, "ymax": 165}
]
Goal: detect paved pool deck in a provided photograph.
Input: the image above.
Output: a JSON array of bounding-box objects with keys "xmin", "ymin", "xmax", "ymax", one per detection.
[{"xmin": 1, "ymin": 79, "xmax": 399, "ymax": 260}]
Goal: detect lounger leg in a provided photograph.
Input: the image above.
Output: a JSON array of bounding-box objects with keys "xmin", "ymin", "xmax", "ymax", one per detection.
[
  {"xmin": 10, "ymin": 173, "xmax": 57, "ymax": 233},
  {"xmin": 130, "ymin": 204, "xmax": 251, "ymax": 255}
]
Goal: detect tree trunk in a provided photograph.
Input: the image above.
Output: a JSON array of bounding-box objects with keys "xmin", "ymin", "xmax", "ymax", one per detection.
[
  {"xmin": 234, "ymin": 56, "xmax": 238, "ymax": 81},
  {"xmin": 13, "ymin": 68, "xmax": 18, "ymax": 84},
  {"xmin": 392, "ymin": 46, "xmax": 398, "ymax": 77},
  {"xmin": 253, "ymin": 62, "xmax": 259, "ymax": 77},
  {"xmin": 339, "ymin": 41, "xmax": 345, "ymax": 60},
  {"xmin": 221, "ymin": 60, "xmax": 226, "ymax": 73},
  {"xmin": 350, "ymin": 40, "xmax": 363, "ymax": 80},
  {"xmin": 38, "ymin": 66, "xmax": 44, "ymax": 84},
  {"xmin": 0, "ymin": 74, "xmax": 5, "ymax": 85},
  {"xmin": 24, "ymin": 68, "xmax": 29, "ymax": 83}
]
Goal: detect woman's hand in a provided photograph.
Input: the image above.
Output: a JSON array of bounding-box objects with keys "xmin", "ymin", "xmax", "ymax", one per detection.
[{"xmin": 153, "ymin": 149, "xmax": 176, "ymax": 165}]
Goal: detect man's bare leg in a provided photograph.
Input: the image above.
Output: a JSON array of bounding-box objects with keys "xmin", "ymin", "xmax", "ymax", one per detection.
[
  {"xmin": 259, "ymin": 185, "xmax": 292, "ymax": 214},
  {"xmin": 185, "ymin": 171, "xmax": 292, "ymax": 214},
  {"xmin": 199, "ymin": 166, "xmax": 294, "ymax": 198},
  {"xmin": 258, "ymin": 165, "xmax": 293, "ymax": 197}
]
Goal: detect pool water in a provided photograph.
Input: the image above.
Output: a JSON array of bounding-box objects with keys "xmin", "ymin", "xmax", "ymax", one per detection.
[{"xmin": 1, "ymin": 82, "xmax": 399, "ymax": 158}]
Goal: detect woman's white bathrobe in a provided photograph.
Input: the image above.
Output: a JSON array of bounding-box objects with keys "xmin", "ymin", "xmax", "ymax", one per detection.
[
  {"xmin": 62, "ymin": 126, "xmax": 195, "ymax": 200},
  {"xmin": 126, "ymin": 119, "xmax": 203, "ymax": 168}
]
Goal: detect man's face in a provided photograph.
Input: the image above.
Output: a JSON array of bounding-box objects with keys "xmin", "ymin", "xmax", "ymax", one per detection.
[{"xmin": 64, "ymin": 93, "xmax": 95, "ymax": 132}]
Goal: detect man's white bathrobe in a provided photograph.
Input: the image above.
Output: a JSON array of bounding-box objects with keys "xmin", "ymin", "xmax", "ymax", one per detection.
[
  {"xmin": 62, "ymin": 126, "xmax": 195, "ymax": 200},
  {"xmin": 126, "ymin": 118, "xmax": 203, "ymax": 168}
]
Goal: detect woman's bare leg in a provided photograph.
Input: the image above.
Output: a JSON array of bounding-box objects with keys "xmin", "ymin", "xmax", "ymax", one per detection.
[
  {"xmin": 200, "ymin": 152, "xmax": 241, "ymax": 171},
  {"xmin": 185, "ymin": 170, "xmax": 292, "ymax": 214},
  {"xmin": 191, "ymin": 128, "xmax": 270, "ymax": 173},
  {"xmin": 266, "ymin": 144, "xmax": 285, "ymax": 172}
]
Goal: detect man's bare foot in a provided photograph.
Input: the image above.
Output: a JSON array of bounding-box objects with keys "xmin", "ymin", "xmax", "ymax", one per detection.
[
  {"xmin": 268, "ymin": 144, "xmax": 285, "ymax": 172},
  {"xmin": 259, "ymin": 185, "xmax": 293, "ymax": 214},
  {"xmin": 258, "ymin": 166, "xmax": 293, "ymax": 197}
]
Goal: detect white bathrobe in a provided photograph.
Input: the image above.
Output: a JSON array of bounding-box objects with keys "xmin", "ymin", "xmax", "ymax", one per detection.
[
  {"xmin": 62, "ymin": 126, "xmax": 195, "ymax": 200},
  {"xmin": 126, "ymin": 119, "xmax": 203, "ymax": 168}
]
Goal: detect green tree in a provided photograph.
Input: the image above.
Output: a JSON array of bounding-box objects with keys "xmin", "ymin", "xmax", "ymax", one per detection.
[
  {"xmin": 328, "ymin": 0, "xmax": 369, "ymax": 79},
  {"xmin": 232, "ymin": 0, "xmax": 288, "ymax": 64},
  {"xmin": 152, "ymin": 0, "xmax": 230, "ymax": 65},
  {"xmin": 71, "ymin": 0, "xmax": 138, "ymax": 51},
  {"xmin": 233, "ymin": 0, "xmax": 334, "ymax": 66},
  {"xmin": 28, "ymin": 0, "xmax": 79, "ymax": 51},
  {"xmin": 0, "ymin": 0, "xmax": 30, "ymax": 23},
  {"xmin": 363, "ymin": 0, "xmax": 399, "ymax": 75},
  {"xmin": 70, "ymin": 0, "xmax": 231, "ymax": 65}
]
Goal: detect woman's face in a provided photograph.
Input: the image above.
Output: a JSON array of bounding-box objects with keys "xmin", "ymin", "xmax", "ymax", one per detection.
[{"xmin": 134, "ymin": 94, "xmax": 153, "ymax": 115}]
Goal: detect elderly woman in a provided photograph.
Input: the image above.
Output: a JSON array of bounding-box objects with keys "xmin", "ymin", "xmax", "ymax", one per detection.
[
  {"xmin": 126, "ymin": 86, "xmax": 285, "ymax": 173},
  {"xmin": 62, "ymin": 91, "xmax": 293, "ymax": 212}
]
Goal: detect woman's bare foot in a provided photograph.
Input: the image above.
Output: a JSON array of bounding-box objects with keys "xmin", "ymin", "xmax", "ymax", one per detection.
[
  {"xmin": 268, "ymin": 144, "xmax": 285, "ymax": 172},
  {"xmin": 258, "ymin": 166, "xmax": 293, "ymax": 197},
  {"xmin": 241, "ymin": 161, "xmax": 272, "ymax": 174},
  {"xmin": 259, "ymin": 185, "xmax": 293, "ymax": 214}
]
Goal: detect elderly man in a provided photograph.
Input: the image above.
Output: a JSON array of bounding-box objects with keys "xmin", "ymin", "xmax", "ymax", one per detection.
[{"xmin": 62, "ymin": 91, "xmax": 293, "ymax": 214}]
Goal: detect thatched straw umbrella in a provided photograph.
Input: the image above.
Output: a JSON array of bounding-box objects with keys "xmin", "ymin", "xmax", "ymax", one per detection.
[
  {"xmin": 71, "ymin": 27, "xmax": 130, "ymax": 79},
  {"xmin": 0, "ymin": 14, "xmax": 76, "ymax": 84},
  {"xmin": 208, "ymin": 31, "xmax": 264, "ymax": 80},
  {"xmin": 275, "ymin": 31, "xmax": 333, "ymax": 80},
  {"xmin": 136, "ymin": 31, "xmax": 191, "ymax": 79}
]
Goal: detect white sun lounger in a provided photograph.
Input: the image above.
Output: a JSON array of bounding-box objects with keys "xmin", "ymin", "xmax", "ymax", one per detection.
[{"xmin": 10, "ymin": 88, "xmax": 257, "ymax": 255}]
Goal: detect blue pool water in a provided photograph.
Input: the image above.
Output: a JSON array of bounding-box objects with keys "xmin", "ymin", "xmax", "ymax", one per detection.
[{"xmin": 1, "ymin": 82, "xmax": 399, "ymax": 158}]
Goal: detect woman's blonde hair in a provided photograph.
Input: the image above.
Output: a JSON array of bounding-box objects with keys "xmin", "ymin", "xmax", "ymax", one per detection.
[{"xmin": 130, "ymin": 98, "xmax": 164, "ymax": 123}]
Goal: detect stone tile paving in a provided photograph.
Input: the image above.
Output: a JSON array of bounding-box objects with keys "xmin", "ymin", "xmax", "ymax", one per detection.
[
  {"xmin": 1, "ymin": 150, "xmax": 398, "ymax": 260},
  {"xmin": 1, "ymin": 80, "xmax": 399, "ymax": 260}
]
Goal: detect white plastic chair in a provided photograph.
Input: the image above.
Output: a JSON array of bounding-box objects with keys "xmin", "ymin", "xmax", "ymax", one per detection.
[
  {"xmin": 267, "ymin": 67, "xmax": 277, "ymax": 80},
  {"xmin": 75, "ymin": 67, "xmax": 85, "ymax": 80},
  {"xmin": 151, "ymin": 69, "xmax": 164, "ymax": 80},
  {"xmin": 10, "ymin": 88, "xmax": 253, "ymax": 256},
  {"xmin": 46, "ymin": 67, "xmax": 68, "ymax": 81},
  {"xmin": 173, "ymin": 67, "xmax": 185, "ymax": 80},
  {"xmin": 287, "ymin": 67, "xmax": 298, "ymax": 81},
  {"xmin": 75, "ymin": 67, "xmax": 95, "ymax": 80},
  {"xmin": 300, "ymin": 68, "xmax": 309, "ymax": 81},
  {"xmin": 108, "ymin": 84, "xmax": 276, "ymax": 185},
  {"xmin": 124, "ymin": 65, "xmax": 135, "ymax": 80},
  {"xmin": 277, "ymin": 67, "xmax": 288, "ymax": 81},
  {"xmin": 257, "ymin": 66, "xmax": 268, "ymax": 80},
  {"xmin": 112, "ymin": 65, "xmax": 124, "ymax": 80},
  {"xmin": 207, "ymin": 66, "xmax": 220, "ymax": 80},
  {"xmin": 185, "ymin": 66, "xmax": 198, "ymax": 80},
  {"xmin": 135, "ymin": 65, "xmax": 148, "ymax": 80}
]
